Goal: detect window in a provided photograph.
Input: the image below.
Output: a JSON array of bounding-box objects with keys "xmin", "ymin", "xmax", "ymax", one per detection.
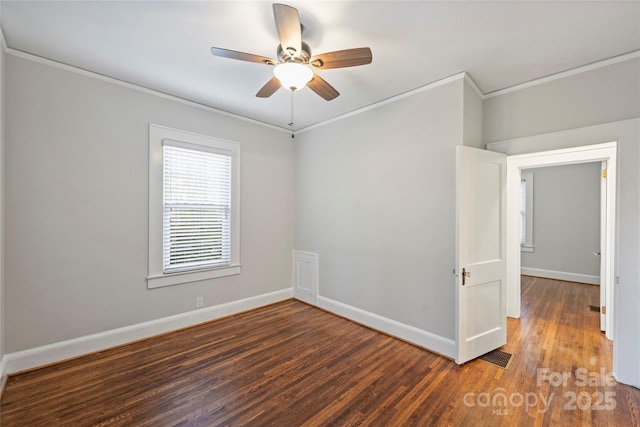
[
  {"xmin": 163, "ymin": 143, "xmax": 231, "ymax": 272},
  {"xmin": 520, "ymin": 172, "xmax": 534, "ymax": 252},
  {"xmin": 148, "ymin": 124, "xmax": 240, "ymax": 288}
]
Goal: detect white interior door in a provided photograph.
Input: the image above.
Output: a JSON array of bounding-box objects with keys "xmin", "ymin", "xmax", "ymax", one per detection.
[{"xmin": 455, "ymin": 146, "xmax": 507, "ymax": 364}]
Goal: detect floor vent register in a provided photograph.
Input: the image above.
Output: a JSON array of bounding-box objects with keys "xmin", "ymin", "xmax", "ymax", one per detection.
[{"xmin": 478, "ymin": 349, "xmax": 513, "ymax": 369}]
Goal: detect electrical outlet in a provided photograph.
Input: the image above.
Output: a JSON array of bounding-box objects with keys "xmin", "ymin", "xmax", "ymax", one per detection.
[{"xmin": 196, "ymin": 296, "xmax": 204, "ymax": 309}]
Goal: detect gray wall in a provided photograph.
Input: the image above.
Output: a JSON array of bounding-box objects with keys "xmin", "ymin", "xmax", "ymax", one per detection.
[
  {"xmin": 484, "ymin": 58, "xmax": 640, "ymax": 386},
  {"xmin": 295, "ymin": 78, "xmax": 467, "ymax": 341},
  {"xmin": 522, "ymin": 163, "xmax": 601, "ymax": 278},
  {"xmin": 4, "ymin": 54, "xmax": 295, "ymax": 352},
  {"xmin": 484, "ymin": 58, "xmax": 640, "ymax": 143},
  {"xmin": 463, "ymin": 79, "xmax": 484, "ymax": 149}
]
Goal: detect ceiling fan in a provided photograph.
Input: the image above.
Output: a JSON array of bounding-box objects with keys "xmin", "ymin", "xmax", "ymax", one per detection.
[{"xmin": 210, "ymin": 3, "xmax": 372, "ymax": 101}]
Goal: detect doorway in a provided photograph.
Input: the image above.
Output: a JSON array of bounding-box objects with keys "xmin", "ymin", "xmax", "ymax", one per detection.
[
  {"xmin": 520, "ymin": 162, "xmax": 603, "ymax": 328},
  {"xmin": 505, "ymin": 142, "xmax": 616, "ymax": 340}
]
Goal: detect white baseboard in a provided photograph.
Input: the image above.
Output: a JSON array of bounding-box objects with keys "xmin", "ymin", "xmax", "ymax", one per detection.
[
  {"xmin": 316, "ymin": 296, "xmax": 455, "ymax": 359},
  {"xmin": 2, "ymin": 288, "xmax": 293, "ymax": 376},
  {"xmin": 521, "ymin": 267, "xmax": 600, "ymax": 285}
]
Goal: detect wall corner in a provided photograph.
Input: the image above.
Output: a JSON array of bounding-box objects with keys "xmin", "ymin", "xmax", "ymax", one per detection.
[{"xmin": 462, "ymin": 73, "xmax": 484, "ymax": 149}]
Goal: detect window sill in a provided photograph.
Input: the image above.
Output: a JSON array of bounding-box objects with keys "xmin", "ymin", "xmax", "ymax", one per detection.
[
  {"xmin": 521, "ymin": 245, "xmax": 535, "ymax": 253},
  {"xmin": 147, "ymin": 264, "xmax": 241, "ymax": 289}
]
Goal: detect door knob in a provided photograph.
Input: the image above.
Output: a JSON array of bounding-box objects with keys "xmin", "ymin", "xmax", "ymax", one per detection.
[{"xmin": 462, "ymin": 268, "xmax": 471, "ymax": 285}]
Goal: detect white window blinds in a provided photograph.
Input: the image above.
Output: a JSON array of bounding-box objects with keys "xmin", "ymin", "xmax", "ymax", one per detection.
[{"xmin": 162, "ymin": 142, "xmax": 232, "ymax": 273}]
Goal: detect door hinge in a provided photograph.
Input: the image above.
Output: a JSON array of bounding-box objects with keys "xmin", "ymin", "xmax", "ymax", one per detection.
[
  {"xmin": 602, "ymin": 169, "xmax": 607, "ymax": 178},
  {"xmin": 601, "ymin": 306, "xmax": 607, "ymax": 315}
]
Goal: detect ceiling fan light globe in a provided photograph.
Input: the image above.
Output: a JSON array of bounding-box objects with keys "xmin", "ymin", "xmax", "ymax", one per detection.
[{"xmin": 273, "ymin": 62, "xmax": 313, "ymax": 91}]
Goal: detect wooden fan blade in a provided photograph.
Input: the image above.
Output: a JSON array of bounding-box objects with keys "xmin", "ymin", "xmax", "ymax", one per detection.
[
  {"xmin": 273, "ymin": 3, "xmax": 302, "ymax": 57},
  {"xmin": 210, "ymin": 47, "xmax": 276, "ymax": 65},
  {"xmin": 307, "ymin": 73, "xmax": 339, "ymax": 101},
  {"xmin": 256, "ymin": 76, "xmax": 282, "ymax": 98},
  {"xmin": 310, "ymin": 47, "xmax": 373, "ymax": 69}
]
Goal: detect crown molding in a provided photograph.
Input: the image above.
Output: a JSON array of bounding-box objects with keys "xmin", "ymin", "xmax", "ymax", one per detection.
[
  {"xmin": 4, "ymin": 47, "xmax": 290, "ymax": 135},
  {"xmin": 296, "ymin": 72, "xmax": 471, "ymax": 134},
  {"xmin": 463, "ymin": 72, "xmax": 484, "ymax": 99},
  {"xmin": 2, "ymin": 37, "xmax": 638, "ymax": 136},
  {"xmin": 484, "ymin": 50, "xmax": 640, "ymax": 99},
  {"xmin": 295, "ymin": 50, "xmax": 640, "ymax": 132}
]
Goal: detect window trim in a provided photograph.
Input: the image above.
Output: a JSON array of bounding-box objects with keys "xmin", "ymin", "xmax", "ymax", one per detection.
[
  {"xmin": 148, "ymin": 124, "xmax": 241, "ymax": 289},
  {"xmin": 520, "ymin": 171, "xmax": 534, "ymax": 252}
]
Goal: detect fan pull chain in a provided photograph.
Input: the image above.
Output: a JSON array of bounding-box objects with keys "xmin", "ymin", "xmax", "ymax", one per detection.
[{"xmin": 288, "ymin": 90, "xmax": 295, "ymax": 138}]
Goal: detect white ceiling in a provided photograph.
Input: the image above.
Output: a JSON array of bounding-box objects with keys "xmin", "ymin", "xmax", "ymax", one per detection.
[{"xmin": 2, "ymin": 1, "xmax": 639, "ymax": 131}]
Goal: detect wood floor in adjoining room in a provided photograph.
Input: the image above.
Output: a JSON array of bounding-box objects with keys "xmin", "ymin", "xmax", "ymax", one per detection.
[{"xmin": 1, "ymin": 276, "xmax": 639, "ymax": 426}]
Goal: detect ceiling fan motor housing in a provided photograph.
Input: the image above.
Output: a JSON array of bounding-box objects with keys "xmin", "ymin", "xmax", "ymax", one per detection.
[{"xmin": 278, "ymin": 41, "xmax": 311, "ymax": 64}]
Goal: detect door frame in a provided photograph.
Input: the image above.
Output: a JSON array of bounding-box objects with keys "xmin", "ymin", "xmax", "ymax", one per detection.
[{"xmin": 505, "ymin": 141, "xmax": 616, "ymax": 340}]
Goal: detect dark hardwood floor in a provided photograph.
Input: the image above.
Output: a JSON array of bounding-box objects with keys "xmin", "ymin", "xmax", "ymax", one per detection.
[{"xmin": 1, "ymin": 276, "xmax": 639, "ymax": 426}]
